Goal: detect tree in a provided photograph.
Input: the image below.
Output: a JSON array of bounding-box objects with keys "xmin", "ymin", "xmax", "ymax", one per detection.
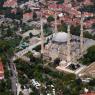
[
  {"xmin": 19, "ymin": 91, "xmax": 23, "ymax": 95},
  {"xmin": 58, "ymin": 22, "xmax": 67, "ymax": 32},
  {"xmin": 53, "ymin": 58, "xmax": 60, "ymax": 65},
  {"xmin": 76, "ymin": 78, "xmax": 82, "ymax": 86},
  {"xmin": 0, "ymin": 0, "xmax": 6, "ymax": 6},
  {"xmin": 83, "ymin": 31, "xmax": 93, "ymax": 39},
  {"xmin": 89, "ymin": 79, "xmax": 95, "ymax": 86},
  {"xmin": 87, "ymin": 45, "xmax": 95, "ymax": 61},
  {"xmin": 92, "ymin": 23, "xmax": 95, "ymax": 29},
  {"xmin": 43, "ymin": 24, "xmax": 52, "ymax": 35},
  {"xmin": 0, "ymin": 40, "xmax": 10, "ymax": 52},
  {"xmin": 77, "ymin": 0, "xmax": 83, "ymax": 2},
  {"xmin": 30, "ymin": 54, "xmax": 36, "ymax": 62},
  {"xmin": 81, "ymin": 45, "xmax": 95, "ymax": 65},
  {"xmin": 47, "ymin": 16, "xmax": 54, "ymax": 22},
  {"xmin": 70, "ymin": 25, "xmax": 80, "ymax": 36},
  {"xmin": 6, "ymin": 26, "xmax": 13, "ymax": 37},
  {"xmin": 29, "ymin": 32, "xmax": 33, "ymax": 38},
  {"xmin": 29, "ymin": 92, "xmax": 34, "ymax": 95},
  {"xmin": 0, "ymin": 80, "xmax": 6, "ymax": 92},
  {"xmin": 21, "ymin": 85, "xmax": 24, "ymax": 90},
  {"xmin": 57, "ymin": 0, "xmax": 64, "ymax": 4}
]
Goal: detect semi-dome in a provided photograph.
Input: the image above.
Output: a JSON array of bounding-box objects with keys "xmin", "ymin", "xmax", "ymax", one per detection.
[{"xmin": 52, "ymin": 32, "xmax": 68, "ymax": 43}]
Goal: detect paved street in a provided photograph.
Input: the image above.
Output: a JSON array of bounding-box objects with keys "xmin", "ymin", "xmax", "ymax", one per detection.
[
  {"xmin": 11, "ymin": 76, "xmax": 17, "ymax": 95},
  {"xmin": 10, "ymin": 58, "xmax": 18, "ymax": 95},
  {"xmin": 4, "ymin": 52, "xmax": 18, "ymax": 95}
]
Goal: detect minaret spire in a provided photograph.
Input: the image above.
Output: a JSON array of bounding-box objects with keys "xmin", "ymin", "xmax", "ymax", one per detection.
[
  {"xmin": 67, "ymin": 24, "xmax": 71, "ymax": 62},
  {"xmin": 40, "ymin": 12, "xmax": 44, "ymax": 54},
  {"xmin": 54, "ymin": 6, "xmax": 57, "ymax": 33},
  {"xmin": 80, "ymin": 14, "xmax": 84, "ymax": 56}
]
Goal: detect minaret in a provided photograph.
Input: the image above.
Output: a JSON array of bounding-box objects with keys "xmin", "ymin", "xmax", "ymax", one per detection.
[
  {"xmin": 67, "ymin": 24, "xmax": 71, "ymax": 63},
  {"xmin": 54, "ymin": 7, "xmax": 57, "ymax": 33},
  {"xmin": 80, "ymin": 15, "xmax": 84, "ymax": 56},
  {"xmin": 40, "ymin": 12, "xmax": 44, "ymax": 54}
]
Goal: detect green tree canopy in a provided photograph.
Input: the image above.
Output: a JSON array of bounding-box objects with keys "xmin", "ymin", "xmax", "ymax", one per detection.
[
  {"xmin": 81, "ymin": 45, "xmax": 95, "ymax": 65},
  {"xmin": 47, "ymin": 16, "xmax": 54, "ymax": 22},
  {"xmin": 56, "ymin": 0, "xmax": 64, "ymax": 4}
]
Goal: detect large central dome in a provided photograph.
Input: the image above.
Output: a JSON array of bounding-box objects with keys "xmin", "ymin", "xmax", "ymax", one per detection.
[{"xmin": 52, "ymin": 32, "xmax": 68, "ymax": 43}]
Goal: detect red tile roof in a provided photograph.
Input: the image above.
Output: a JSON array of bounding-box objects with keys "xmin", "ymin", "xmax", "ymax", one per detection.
[
  {"xmin": 0, "ymin": 59, "xmax": 4, "ymax": 80},
  {"xmin": 3, "ymin": 0, "xmax": 17, "ymax": 8},
  {"xmin": 11, "ymin": 8, "xmax": 17, "ymax": 14},
  {"xmin": 23, "ymin": 12, "xmax": 33, "ymax": 21},
  {"xmin": 81, "ymin": 92, "xmax": 95, "ymax": 95},
  {"xmin": 84, "ymin": 19, "xmax": 95, "ymax": 28},
  {"xmin": 45, "ymin": 0, "xmax": 94, "ymax": 27},
  {"xmin": 83, "ymin": 12, "xmax": 94, "ymax": 17},
  {"xmin": 83, "ymin": 0, "xmax": 93, "ymax": 5}
]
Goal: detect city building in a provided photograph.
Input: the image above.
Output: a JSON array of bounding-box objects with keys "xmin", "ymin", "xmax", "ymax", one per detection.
[
  {"xmin": 80, "ymin": 92, "xmax": 95, "ymax": 95},
  {"xmin": 23, "ymin": 12, "xmax": 33, "ymax": 22},
  {"xmin": 0, "ymin": 59, "xmax": 4, "ymax": 80},
  {"xmin": 3, "ymin": 0, "xmax": 17, "ymax": 8},
  {"xmin": 43, "ymin": 16, "xmax": 95, "ymax": 74}
]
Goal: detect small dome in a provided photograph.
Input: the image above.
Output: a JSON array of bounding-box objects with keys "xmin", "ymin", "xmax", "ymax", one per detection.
[
  {"xmin": 59, "ymin": 60, "xmax": 67, "ymax": 67},
  {"xmin": 52, "ymin": 32, "xmax": 68, "ymax": 43}
]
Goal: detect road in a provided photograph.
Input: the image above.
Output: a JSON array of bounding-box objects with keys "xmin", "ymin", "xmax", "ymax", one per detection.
[
  {"xmin": 4, "ymin": 53, "xmax": 18, "ymax": 95},
  {"xmin": 10, "ymin": 58, "xmax": 18, "ymax": 95}
]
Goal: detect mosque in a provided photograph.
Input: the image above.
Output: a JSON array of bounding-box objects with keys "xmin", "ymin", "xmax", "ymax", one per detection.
[
  {"xmin": 43, "ymin": 18, "xmax": 87, "ymax": 62},
  {"xmin": 43, "ymin": 25, "xmax": 95, "ymax": 74},
  {"xmin": 40, "ymin": 12, "xmax": 95, "ymax": 74}
]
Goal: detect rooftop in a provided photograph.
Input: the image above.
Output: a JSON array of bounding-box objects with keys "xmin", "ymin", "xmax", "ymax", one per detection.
[
  {"xmin": 0, "ymin": 59, "xmax": 4, "ymax": 80},
  {"xmin": 80, "ymin": 92, "xmax": 95, "ymax": 95}
]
